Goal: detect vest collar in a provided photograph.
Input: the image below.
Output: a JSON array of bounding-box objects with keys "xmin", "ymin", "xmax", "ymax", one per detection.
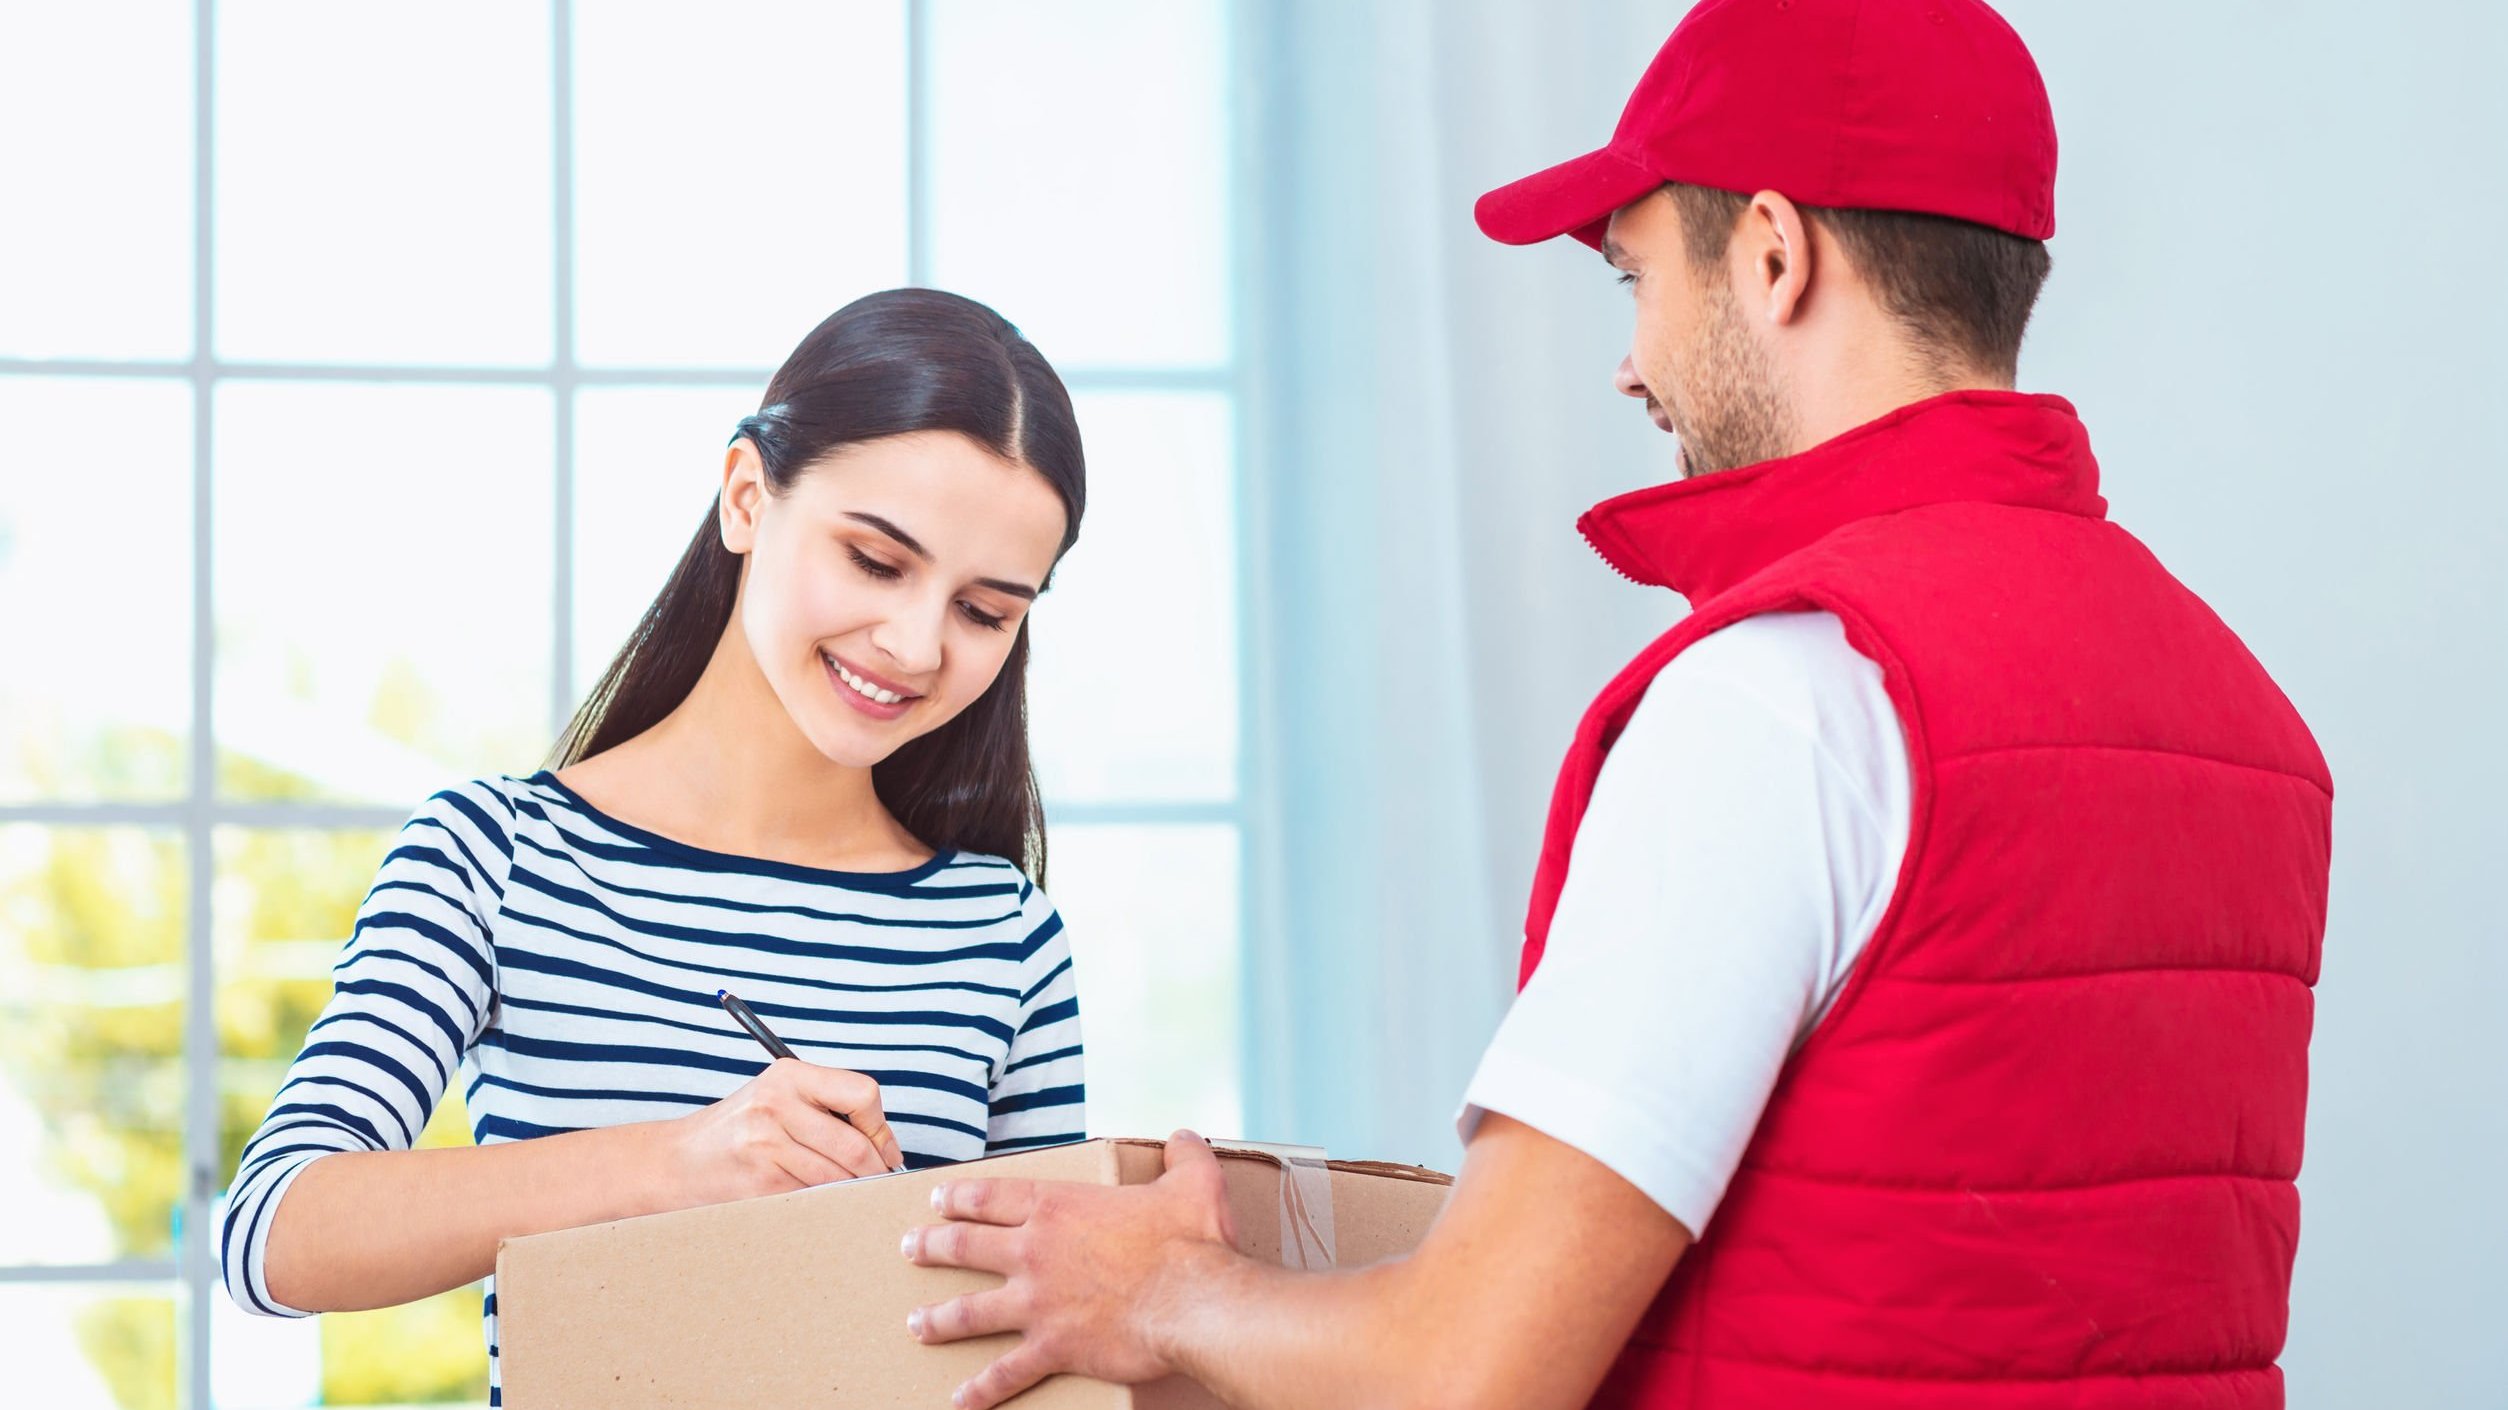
[{"xmin": 1578, "ymin": 390, "xmax": 2107, "ymax": 601}]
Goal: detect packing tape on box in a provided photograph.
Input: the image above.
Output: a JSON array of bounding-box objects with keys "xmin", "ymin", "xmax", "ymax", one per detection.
[{"xmin": 1209, "ymin": 1139, "xmax": 1337, "ymax": 1270}]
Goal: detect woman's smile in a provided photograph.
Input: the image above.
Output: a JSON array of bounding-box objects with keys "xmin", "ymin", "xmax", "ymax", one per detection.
[{"xmin": 823, "ymin": 650, "xmax": 922, "ymax": 721}]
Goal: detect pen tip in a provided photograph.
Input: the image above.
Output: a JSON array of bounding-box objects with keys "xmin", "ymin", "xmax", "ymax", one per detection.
[{"xmin": 716, "ymin": 988, "xmax": 731, "ymax": 1002}]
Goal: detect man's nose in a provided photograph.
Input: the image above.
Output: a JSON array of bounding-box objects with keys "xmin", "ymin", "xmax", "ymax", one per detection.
[{"xmin": 1613, "ymin": 354, "xmax": 1649, "ymax": 400}]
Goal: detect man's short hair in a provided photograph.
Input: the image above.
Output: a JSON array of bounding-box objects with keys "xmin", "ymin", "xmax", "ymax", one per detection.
[{"xmin": 1664, "ymin": 183, "xmax": 2053, "ymax": 381}]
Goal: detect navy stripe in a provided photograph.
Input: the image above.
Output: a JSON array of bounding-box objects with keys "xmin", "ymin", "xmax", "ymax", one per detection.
[
  {"xmin": 270, "ymin": 1072, "xmax": 423, "ymax": 1148},
  {"xmin": 496, "ymin": 991, "xmax": 993, "ymax": 1066},
  {"xmin": 493, "ymin": 943, "xmax": 1015, "ymax": 1040},
  {"xmin": 516, "ymin": 783, "xmax": 963, "ymax": 895},
  {"xmin": 304, "ymin": 1007, "xmax": 451, "ymax": 1089},
  {"xmin": 1003, "ymin": 1043, "xmax": 1082, "ymax": 1077},
  {"xmin": 1020, "ymin": 955, "xmax": 1073, "ymax": 1006},
  {"xmin": 509, "ymin": 864, "xmax": 1034, "ymax": 956},
  {"xmin": 351, "ymin": 909, "xmax": 494, "ymax": 992},
  {"xmin": 293, "ymin": 1042, "xmax": 430, "ymax": 1138},
  {"xmin": 986, "ymin": 1131, "xmax": 1085, "ymax": 1153},
  {"xmin": 252, "ymin": 1103, "xmax": 388, "ymax": 1151},
  {"xmin": 990, "ymin": 1084, "xmax": 1086, "ymax": 1116},
  {"xmin": 1017, "ymin": 996, "xmax": 1080, "ymax": 1037},
  {"xmin": 362, "ymin": 877, "xmax": 490, "ymax": 942},
  {"xmin": 902, "ymin": 880, "xmax": 1023, "ymax": 900},
  {"xmin": 328, "ymin": 977, "xmax": 468, "ymax": 1056},
  {"xmin": 337, "ymin": 937, "xmax": 486, "ymax": 1027},
  {"xmin": 234, "ymin": 1141, "xmax": 354, "ymax": 1182},
  {"xmin": 473, "ymin": 1072, "xmax": 716, "ymax": 1108},
  {"xmin": 477, "ymin": 1114, "xmax": 579, "ymax": 1142},
  {"xmin": 891, "ymin": 1109, "xmax": 988, "ymax": 1141},
  {"xmin": 480, "ymin": 1031, "xmax": 992, "ymax": 1107},
  {"xmin": 409, "ymin": 813, "xmax": 505, "ymax": 903},
  {"xmin": 435, "ymin": 786, "xmax": 515, "ymax": 864},
  {"xmin": 516, "ymin": 831, "xmax": 1021, "ymax": 929}
]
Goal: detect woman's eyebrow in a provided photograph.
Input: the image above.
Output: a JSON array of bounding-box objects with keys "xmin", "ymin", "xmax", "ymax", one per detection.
[
  {"xmin": 845, "ymin": 510, "xmax": 1040, "ymax": 600},
  {"xmin": 845, "ymin": 511, "xmax": 932, "ymax": 560}
]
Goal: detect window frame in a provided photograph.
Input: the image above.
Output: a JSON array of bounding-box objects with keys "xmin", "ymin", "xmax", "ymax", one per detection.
[{"xmin": 0, "ymin": 2, "xmax": 1261, "ymax": 1404}]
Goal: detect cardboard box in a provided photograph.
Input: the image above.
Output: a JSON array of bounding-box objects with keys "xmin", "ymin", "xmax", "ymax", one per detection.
[{"xmin": 497, "ymin": 1138, "xmax": 1454, "ymax": 1408}]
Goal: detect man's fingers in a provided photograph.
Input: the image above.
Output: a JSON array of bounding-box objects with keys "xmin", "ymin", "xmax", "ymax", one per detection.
[
  {"xmin": 1164, "ymin": 1128, "xmax": 1221, "ymax": 1183},
  {"xmin": 906, "ymin": 1286, "xmax": 1026, "ymax": 1345},
  {"xmin": 952, "ymin": 1342, "xmax": 1057, "ymax": 1410},
  {"xmin": 901, "ymin": 1220, "xmax": 1020, "ymax": 1275},
  {"xmin": 932, "ymin": 1177, "xmax": 1041, "ymax": 1226}
]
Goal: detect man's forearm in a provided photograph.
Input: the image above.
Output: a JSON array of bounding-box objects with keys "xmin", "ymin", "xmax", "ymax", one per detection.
[{"xmin": 1152, "ymin": 1250, "xmax": 1467, "ymax": 1410}]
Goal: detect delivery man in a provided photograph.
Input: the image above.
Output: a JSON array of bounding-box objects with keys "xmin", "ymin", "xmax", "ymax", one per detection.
[{"xmin": 905, "ymin": 2, "xmax": 2333, "ymax": 1406}]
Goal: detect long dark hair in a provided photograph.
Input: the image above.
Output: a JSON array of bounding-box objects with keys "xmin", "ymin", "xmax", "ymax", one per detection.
[{"xmin": 549, "ymin": 288, "xmax": 1085, "ymax": 882}]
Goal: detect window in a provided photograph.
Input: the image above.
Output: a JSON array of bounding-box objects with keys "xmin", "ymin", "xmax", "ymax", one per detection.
[{"xmin": 0, "ymin": 2, "xmax": 1244, "ymax": 1404}]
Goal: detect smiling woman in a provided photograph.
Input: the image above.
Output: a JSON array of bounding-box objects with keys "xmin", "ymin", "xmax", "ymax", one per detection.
[
  {"xmin": 215, "ymin": 289, "xmax": 1093, "ymax": 1405},
  {"xmin": 556, "ymin": 288, "xmax": 1086, "ymax": 879}
]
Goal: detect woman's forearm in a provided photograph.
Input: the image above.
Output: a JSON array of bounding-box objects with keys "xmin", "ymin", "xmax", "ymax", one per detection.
[{"xmin": 260, "ymin": 1118, "xmax": 678, "ymax": 1312}]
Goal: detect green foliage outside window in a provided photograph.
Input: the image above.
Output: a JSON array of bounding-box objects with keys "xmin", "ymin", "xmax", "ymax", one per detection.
[{"xmin": 5, "ymin": 719, "xmax": 494, "ymax": 1405}]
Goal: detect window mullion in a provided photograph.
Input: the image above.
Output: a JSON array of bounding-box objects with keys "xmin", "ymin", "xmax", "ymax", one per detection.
[
  {"xmin": 551, "ymin": 0, "xmax": 577, "ymax": 739},
  {"xmin": 183, "ymin": 3, "xmax": 221, "ymax": 1408}
]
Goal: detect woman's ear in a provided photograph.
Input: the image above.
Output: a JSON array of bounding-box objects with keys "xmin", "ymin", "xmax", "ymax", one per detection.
[{"xmin": 719, "ymin": 438, "xmax": 767, "ymax": 554}]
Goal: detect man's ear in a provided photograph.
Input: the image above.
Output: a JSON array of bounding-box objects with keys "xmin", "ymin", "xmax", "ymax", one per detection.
[
  {"xmin": 719, "ymin": 438, "xmax": 766, "ymax": 554},
  {"xmin": 1740, "ymin": 190, "xmax": 1814, "ymax": 327}
]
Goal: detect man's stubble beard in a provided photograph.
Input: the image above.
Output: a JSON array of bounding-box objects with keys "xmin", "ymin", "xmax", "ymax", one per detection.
[{"xmin": 1662, "ymin": 278, "xmax": 1796, "ymax": 480}]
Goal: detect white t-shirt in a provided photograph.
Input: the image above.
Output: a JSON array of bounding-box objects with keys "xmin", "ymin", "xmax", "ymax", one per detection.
[{"xmin": 1456, "ymin": 610, "xmax": 1912, "ymax": 1235}]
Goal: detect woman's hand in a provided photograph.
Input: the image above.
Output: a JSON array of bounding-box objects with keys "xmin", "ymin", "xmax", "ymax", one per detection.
[{"xmin": 661, "ymin": 1058, "xmax": 905, "ymax": 1206}]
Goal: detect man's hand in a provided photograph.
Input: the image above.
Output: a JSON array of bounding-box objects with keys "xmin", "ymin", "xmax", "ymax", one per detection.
[
  {"xmin": 902, "ymin": 1128, "xmax": 1240, "ymax": 1409},
  {"xmin": 904, "ymin": 1114, "xmax": 1690, "ymax": 1410}
]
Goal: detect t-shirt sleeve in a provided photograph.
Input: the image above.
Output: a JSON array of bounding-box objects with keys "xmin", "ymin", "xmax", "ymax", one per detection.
[
  {"xmin": 985, "ymin": 877, "xmax": 1086, "ymax": 1153},
  {"xmin": 217, "ymin": 780, "xmax": 513, "ymax": 1317},
  {"xmin": 1456, "ymin": 612, "xmax": 1908, "ymax": 1235}
]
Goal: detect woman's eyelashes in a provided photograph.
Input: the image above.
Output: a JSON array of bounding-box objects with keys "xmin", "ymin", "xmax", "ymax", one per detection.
[
  {"xmin": 846, "ymin": 545, "xmax": 904, "ymax": 581},
  {"xmin": 847, "ymin": 544, "xmax": 1011, "ymax": 633},
  {"xmin": 1615, "ymin": 269, "xmax": 1638, "ymax": 289}
]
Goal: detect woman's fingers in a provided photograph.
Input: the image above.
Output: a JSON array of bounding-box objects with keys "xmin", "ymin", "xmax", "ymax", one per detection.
[
  {"xmin": 778, "ymin": 1093, "xmax": 890, "ymax": 1181},
  {"xmin": 767, "ymin": 1142, "xmax": 849, "ymax": 1192},
  {"xmin": 786, "ymin": 1062, "xmax": 906, "ymax": 1170}
]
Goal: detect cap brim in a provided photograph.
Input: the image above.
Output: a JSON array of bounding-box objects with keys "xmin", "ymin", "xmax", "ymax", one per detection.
[{"xmin": 1474, "ymin": 146, "xmax": 1662, "ymax": 250}]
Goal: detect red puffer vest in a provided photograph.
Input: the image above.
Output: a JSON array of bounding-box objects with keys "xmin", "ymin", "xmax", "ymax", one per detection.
[{"xmin": 1524, "ymin": 391, "xmax": 2331, "ymax": 1409}]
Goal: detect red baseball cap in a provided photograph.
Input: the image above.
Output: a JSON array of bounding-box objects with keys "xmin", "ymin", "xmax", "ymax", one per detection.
[{"xmin": 1475, "ymin": 0, "xmax": 2057, "ymax": 249}]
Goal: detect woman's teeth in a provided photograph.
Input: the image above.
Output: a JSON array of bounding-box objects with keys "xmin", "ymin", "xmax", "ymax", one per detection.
[{"xmin": 828, "ymin": 655, "xmax": 908, "ymax": 706}]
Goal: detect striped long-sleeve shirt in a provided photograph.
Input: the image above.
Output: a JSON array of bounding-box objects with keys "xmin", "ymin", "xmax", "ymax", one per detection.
[{"xmin": 218, "ymin": 771, "xmax": 1085, "ymax": 1401}]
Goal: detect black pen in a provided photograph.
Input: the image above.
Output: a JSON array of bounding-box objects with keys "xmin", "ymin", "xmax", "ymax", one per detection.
[{"xmin": 716, "ymin": 988, "xmax": 906, "ymax": 1174}]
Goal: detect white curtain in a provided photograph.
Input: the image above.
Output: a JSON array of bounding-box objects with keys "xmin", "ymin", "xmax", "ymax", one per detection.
[{"xmin": 1236, "ymin": 0, "xmax": 1690, "ymax": 1167}]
